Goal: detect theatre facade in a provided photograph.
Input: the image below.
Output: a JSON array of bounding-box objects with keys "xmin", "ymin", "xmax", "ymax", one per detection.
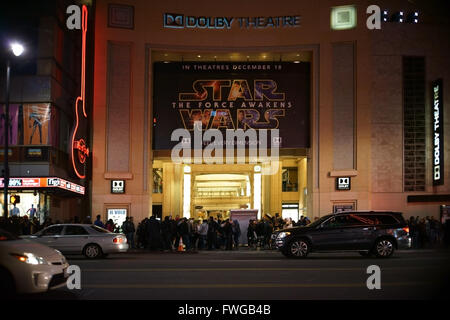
[{"xmin": 91, "ymin": 0, "xmax": 450, "ymax": 225}]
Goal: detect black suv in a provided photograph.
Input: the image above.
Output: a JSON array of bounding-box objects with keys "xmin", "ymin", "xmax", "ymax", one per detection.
[{"xmin": 272, "ymin": 211, "xmax": 411, "ymax": 258}]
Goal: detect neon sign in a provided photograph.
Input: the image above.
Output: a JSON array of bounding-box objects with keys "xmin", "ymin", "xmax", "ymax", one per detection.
[
  {"xmin": 71, "ymin": 5, "xmax": 90, "ymax": 179},
  {"xmin": 432, "ymin": 79, "xmax": 444, "ymax": 186},
  {"xmin": 0, "ymin": 177, "xmax": 85, "ymax": 195}
]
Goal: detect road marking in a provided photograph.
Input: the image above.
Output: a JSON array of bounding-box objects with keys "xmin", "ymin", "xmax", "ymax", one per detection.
[
  {"xmin": 82, "ymin": 281, "xmax": 434, "ymax": 289},
  {"xmin": 81, "ymin": 266, "xmax": 439, "ymax": 272}
]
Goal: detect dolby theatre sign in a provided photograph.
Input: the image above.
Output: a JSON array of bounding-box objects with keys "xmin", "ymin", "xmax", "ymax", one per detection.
[
  {"xmin": 432, "ymin": 79, "xmax": 444, "ymax": 186},
  {"xmin": 163, "ymin": 13, "xmax": 300, "ymax": 29}
]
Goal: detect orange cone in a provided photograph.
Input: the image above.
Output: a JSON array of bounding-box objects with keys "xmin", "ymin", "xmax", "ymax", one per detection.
[{"xmin": 178, "ymin": 238, "xmax": 185, "ymax": 252}]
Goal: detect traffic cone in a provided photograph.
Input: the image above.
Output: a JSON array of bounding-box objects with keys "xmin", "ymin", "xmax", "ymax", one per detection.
[{"xmin": 178, "ymin": 237, "xmax": 185, "ymax": 252}]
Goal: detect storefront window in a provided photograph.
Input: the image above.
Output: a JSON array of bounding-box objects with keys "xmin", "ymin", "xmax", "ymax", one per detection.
[
  {"xmin": 153, "ymin": 168, "xmax": 163, "ymax": 193},
  {"xmin": 282, "ymin": 167, "xmax": 298, "ymax": 192}
]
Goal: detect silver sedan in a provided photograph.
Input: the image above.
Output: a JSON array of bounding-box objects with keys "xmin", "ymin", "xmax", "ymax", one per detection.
[{"xmin": 22, "ymin": 224, "xmax": 129, "ymax": 259}]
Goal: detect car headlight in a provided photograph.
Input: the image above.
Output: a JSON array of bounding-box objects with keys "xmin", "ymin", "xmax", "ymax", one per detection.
[
  {"xmin": 277, "ymin": 232, "xmax": 291, "ymax": 239},
  {"xmin": 11, "ymin": 252, "xmax": 49, "ymax": 265}
]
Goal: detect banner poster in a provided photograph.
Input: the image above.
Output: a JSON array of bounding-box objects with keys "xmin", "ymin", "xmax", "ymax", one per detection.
[
  {"xmin": 23, "ymin": 103, "xmax": 51, "ymax": 145},
  {"xmin": 153, "ymin": 62, "xmax": 311, "ymax": 150},
  {"xmin": 0, "ymin": 104, "xmax": 20, "ymax": 145}
]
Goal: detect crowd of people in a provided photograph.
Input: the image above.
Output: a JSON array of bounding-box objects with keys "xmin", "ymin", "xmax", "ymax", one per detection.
[
  {"xmin": 1, "ymin": 212, "xmax": 449, "ymax": 251},
  {"xmin": 101, "ymin": 213, "xmax": 311, "ymax": 252},
  {"xmin": 0, "ymin": 215, "xmax": 55, "ymax": 236},
  {"xmin": 407, "ymin": 216, "xmax": 449, "ymax": 249}
]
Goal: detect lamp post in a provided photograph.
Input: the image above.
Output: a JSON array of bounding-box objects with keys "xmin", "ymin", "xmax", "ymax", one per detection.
[{"xmin": 3, "ymin": 42, "xmax": 24, "ymax": 218}]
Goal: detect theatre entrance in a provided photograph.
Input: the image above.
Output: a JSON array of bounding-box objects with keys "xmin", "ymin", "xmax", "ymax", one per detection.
[{"xmin": 152, "ymin": 157, "xmax": 309, "ymax": 222}]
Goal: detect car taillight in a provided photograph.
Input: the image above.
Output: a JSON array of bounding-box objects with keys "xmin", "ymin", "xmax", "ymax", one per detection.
[
  {"xmin": 113, "ymin": 237, "xmax": 124, "ymax": 244},
  {"xmin": 402, "ymin": 227, "xmax": 409, "ymax": 234}
]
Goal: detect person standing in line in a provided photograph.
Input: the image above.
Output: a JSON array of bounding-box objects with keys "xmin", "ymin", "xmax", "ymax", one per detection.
[
  {"xmin": 247, "ymin": 220, "xmax": 257, "ymax": 249},
  {"xmin": 198, "ymin": 219, "xmax": 208, "ymax": 250},
  {"xmin": 232, "ymin": 219, "xmax": 241, "ymax": 250},
  {"xmin": 207, "ymin": 216, "xmax": 218, "ymax": 250},
  {"xmin": 94, "ymin": 215, "xmax": 105, "ymax": 228},
  {"xmin": 122, "ymin": 217, "xmax": 135, "ymax": 250},
  {"xmin": 169, "ymin": 215, "xmax": 177, "ymax": 249},
  {"xmin": 147, "ymin": 215, "xmax": 161, "ymax": 251},
  {"xmin": 223, "ymin": 219, "xmax": 233, "ymax": 250},
  {"xmin": 161, "ymin": 216, "xmax": 172, "ymax": 251},
  {"xmin": 105, "ymin": 219, "xmax": 115, "ymax": 232},
  {"xmin": 178, "ymin": 218, "xmax": 190, "ymax": 250}
]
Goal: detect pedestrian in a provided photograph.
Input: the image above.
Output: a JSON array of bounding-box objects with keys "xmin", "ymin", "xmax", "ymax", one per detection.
[
  {"xmin": 161, "ymin": 216, "xmax": 173, "ymax": 251},
  {"xmin": 408, "ymin": 216, "xmax": 418, "ymax": 249},
  {"xmin": 22, "ymin": 216, "xmax": 31, "ymax": 235},
  {"xmin": 94, "ymin": 215, "xmax": 105, "ymax": 228},
  {"xmin": 207, "ymin": 216, "xmax": 218, "ymax": 250},
  {"xmin": 105, "ymin": 219, "xmax": 115, "ymax": 232},
  {"xmin": 232, "ymin": 219, "xmax": 241, "ymax": 249},
  {"xmin": 223, "ymin": 219, "xmax": 233, "ymax": 250},
  {"xmin": 147, "ymin": 215, "xmax": 162, "ymax": 251},
  {"xmin": 122, "ymin": 217, "xmax": 136, "ymax": 250},
  {"xmin": 284, "ymin": 218, "xmax": 293, "ymax": 229},
  {"xmin": 191, "ymin": 219, "xmax": 200, "ymax": 250},
  {"xmin": 198, "ymin": 219, "xmax": 208, "ymax": 250},
  {"xmin": 178, "ymin": 218, "xmax": 190, "ymax": 250},
  {"xmin": 263, "ymin": 216, "xmax": 273, "ymax": 249},
  {"xmin": 247, "ymin": 220, "xmax": 257, "ymax": 249},
  {"xmin": 169, "ymin": 215, "xmax": 177, "ymax": 249}
]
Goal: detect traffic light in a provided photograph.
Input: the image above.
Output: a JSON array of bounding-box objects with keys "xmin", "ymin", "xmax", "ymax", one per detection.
[{"xmin": 10, "ymin": 195, "xmax": 20, "ymax": 205}]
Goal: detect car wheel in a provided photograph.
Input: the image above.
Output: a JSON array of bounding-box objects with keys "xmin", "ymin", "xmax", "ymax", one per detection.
[
  {"xmin": 374, "ymin": 238, "xmax": 395, "ymax": 258},
  {"xmin": 289, "ymin": 239, "xmax": 309, "ymax": 258},
  {"xmin": 83, "ymin": 244, "xmax": 103, "ymax": 259},
  {"xmin": 0, "ymin": 268, "xmax": 15, "ymax": 296}
]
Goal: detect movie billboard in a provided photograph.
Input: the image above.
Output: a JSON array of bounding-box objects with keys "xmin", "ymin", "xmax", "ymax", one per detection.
[
  {"xmin": 152, "ymin": 62, "xmax": 310, "ymax": 150},
  {"xmin": 23, "ymin": 103, "xmax": 51, "ymax": 145}
]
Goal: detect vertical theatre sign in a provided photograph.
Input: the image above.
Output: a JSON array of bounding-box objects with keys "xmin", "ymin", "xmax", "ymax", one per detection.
[{"xmin": 432, "ymin": 79, "xmax": 444, "ymax": 186}]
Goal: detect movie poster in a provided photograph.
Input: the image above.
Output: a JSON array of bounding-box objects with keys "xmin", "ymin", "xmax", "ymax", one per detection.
[
  {"xmin": 153, "ymin": 62, "xmax": 310, "ymax": 150},
  {"xmin": 0, "ymin": 104, "xmax": 20, "ymax": 145},
  {"xmin": 23, "ymin": 103, "xmax": 51, "ymax": 145}
]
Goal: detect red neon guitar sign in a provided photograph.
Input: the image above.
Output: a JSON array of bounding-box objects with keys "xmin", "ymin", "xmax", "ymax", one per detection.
[{"xmin": 71, "ymin": 5, "xmax": 90, "ymax": 179}]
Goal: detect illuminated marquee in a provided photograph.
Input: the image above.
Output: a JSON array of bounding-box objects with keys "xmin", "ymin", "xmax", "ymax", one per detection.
[
  {"xmin": 432, "ymin": 79, "xmax": 444, "ymax": 186},
  {"xmin": 70, "ymin": 4, "xmax": 90, "ymax": 179},
  {"xmin": 0, "ymin": 177, "xmax": 85, "ymax": 195}
]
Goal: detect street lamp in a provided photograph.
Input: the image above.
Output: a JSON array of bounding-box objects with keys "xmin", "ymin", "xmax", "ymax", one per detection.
[{"xmin": 3, "ymin": 42, "xmax": 25, "ymax": 218}]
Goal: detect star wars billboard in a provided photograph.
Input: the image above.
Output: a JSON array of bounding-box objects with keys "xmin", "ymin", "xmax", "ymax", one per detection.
[{"xmin": 152, "ymin": 61, "xmax": 310, "ymax": 150}]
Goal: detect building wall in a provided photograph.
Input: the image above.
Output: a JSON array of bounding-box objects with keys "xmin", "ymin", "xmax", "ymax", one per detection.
[{"xmin": 92, "ymin": 0, "xmax": 449, "ymax": 222}]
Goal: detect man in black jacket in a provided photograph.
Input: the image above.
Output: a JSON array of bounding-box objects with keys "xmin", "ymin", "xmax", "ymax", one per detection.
[
  {"xmin": 161, "ymin": 216, "xmax": 173, "ymax": 251},
  {"xmin": 147, "ymin": 215, "xmax": 162, "ymax": 251},
  {"xmin": 207, "ymin": 217, "xmax": 218, "ymax": 250}
]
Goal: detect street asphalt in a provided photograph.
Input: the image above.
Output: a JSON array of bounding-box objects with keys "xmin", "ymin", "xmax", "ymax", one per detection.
[{"xmin": 12, "ymin": 248, "xmax": 450, "ymax": 300}]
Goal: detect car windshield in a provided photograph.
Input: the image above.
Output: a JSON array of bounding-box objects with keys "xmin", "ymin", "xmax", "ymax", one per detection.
[
  {"xmin": 307, "ymin": 215, "xmax": 333, "ymax": 228},
  {"xmin": 0, "ymin": 228, "xmax": 19, "ymax": 241},
  {"xmin": 90, "ymin": 225, "xmax": 111, "ymax": 233}
]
